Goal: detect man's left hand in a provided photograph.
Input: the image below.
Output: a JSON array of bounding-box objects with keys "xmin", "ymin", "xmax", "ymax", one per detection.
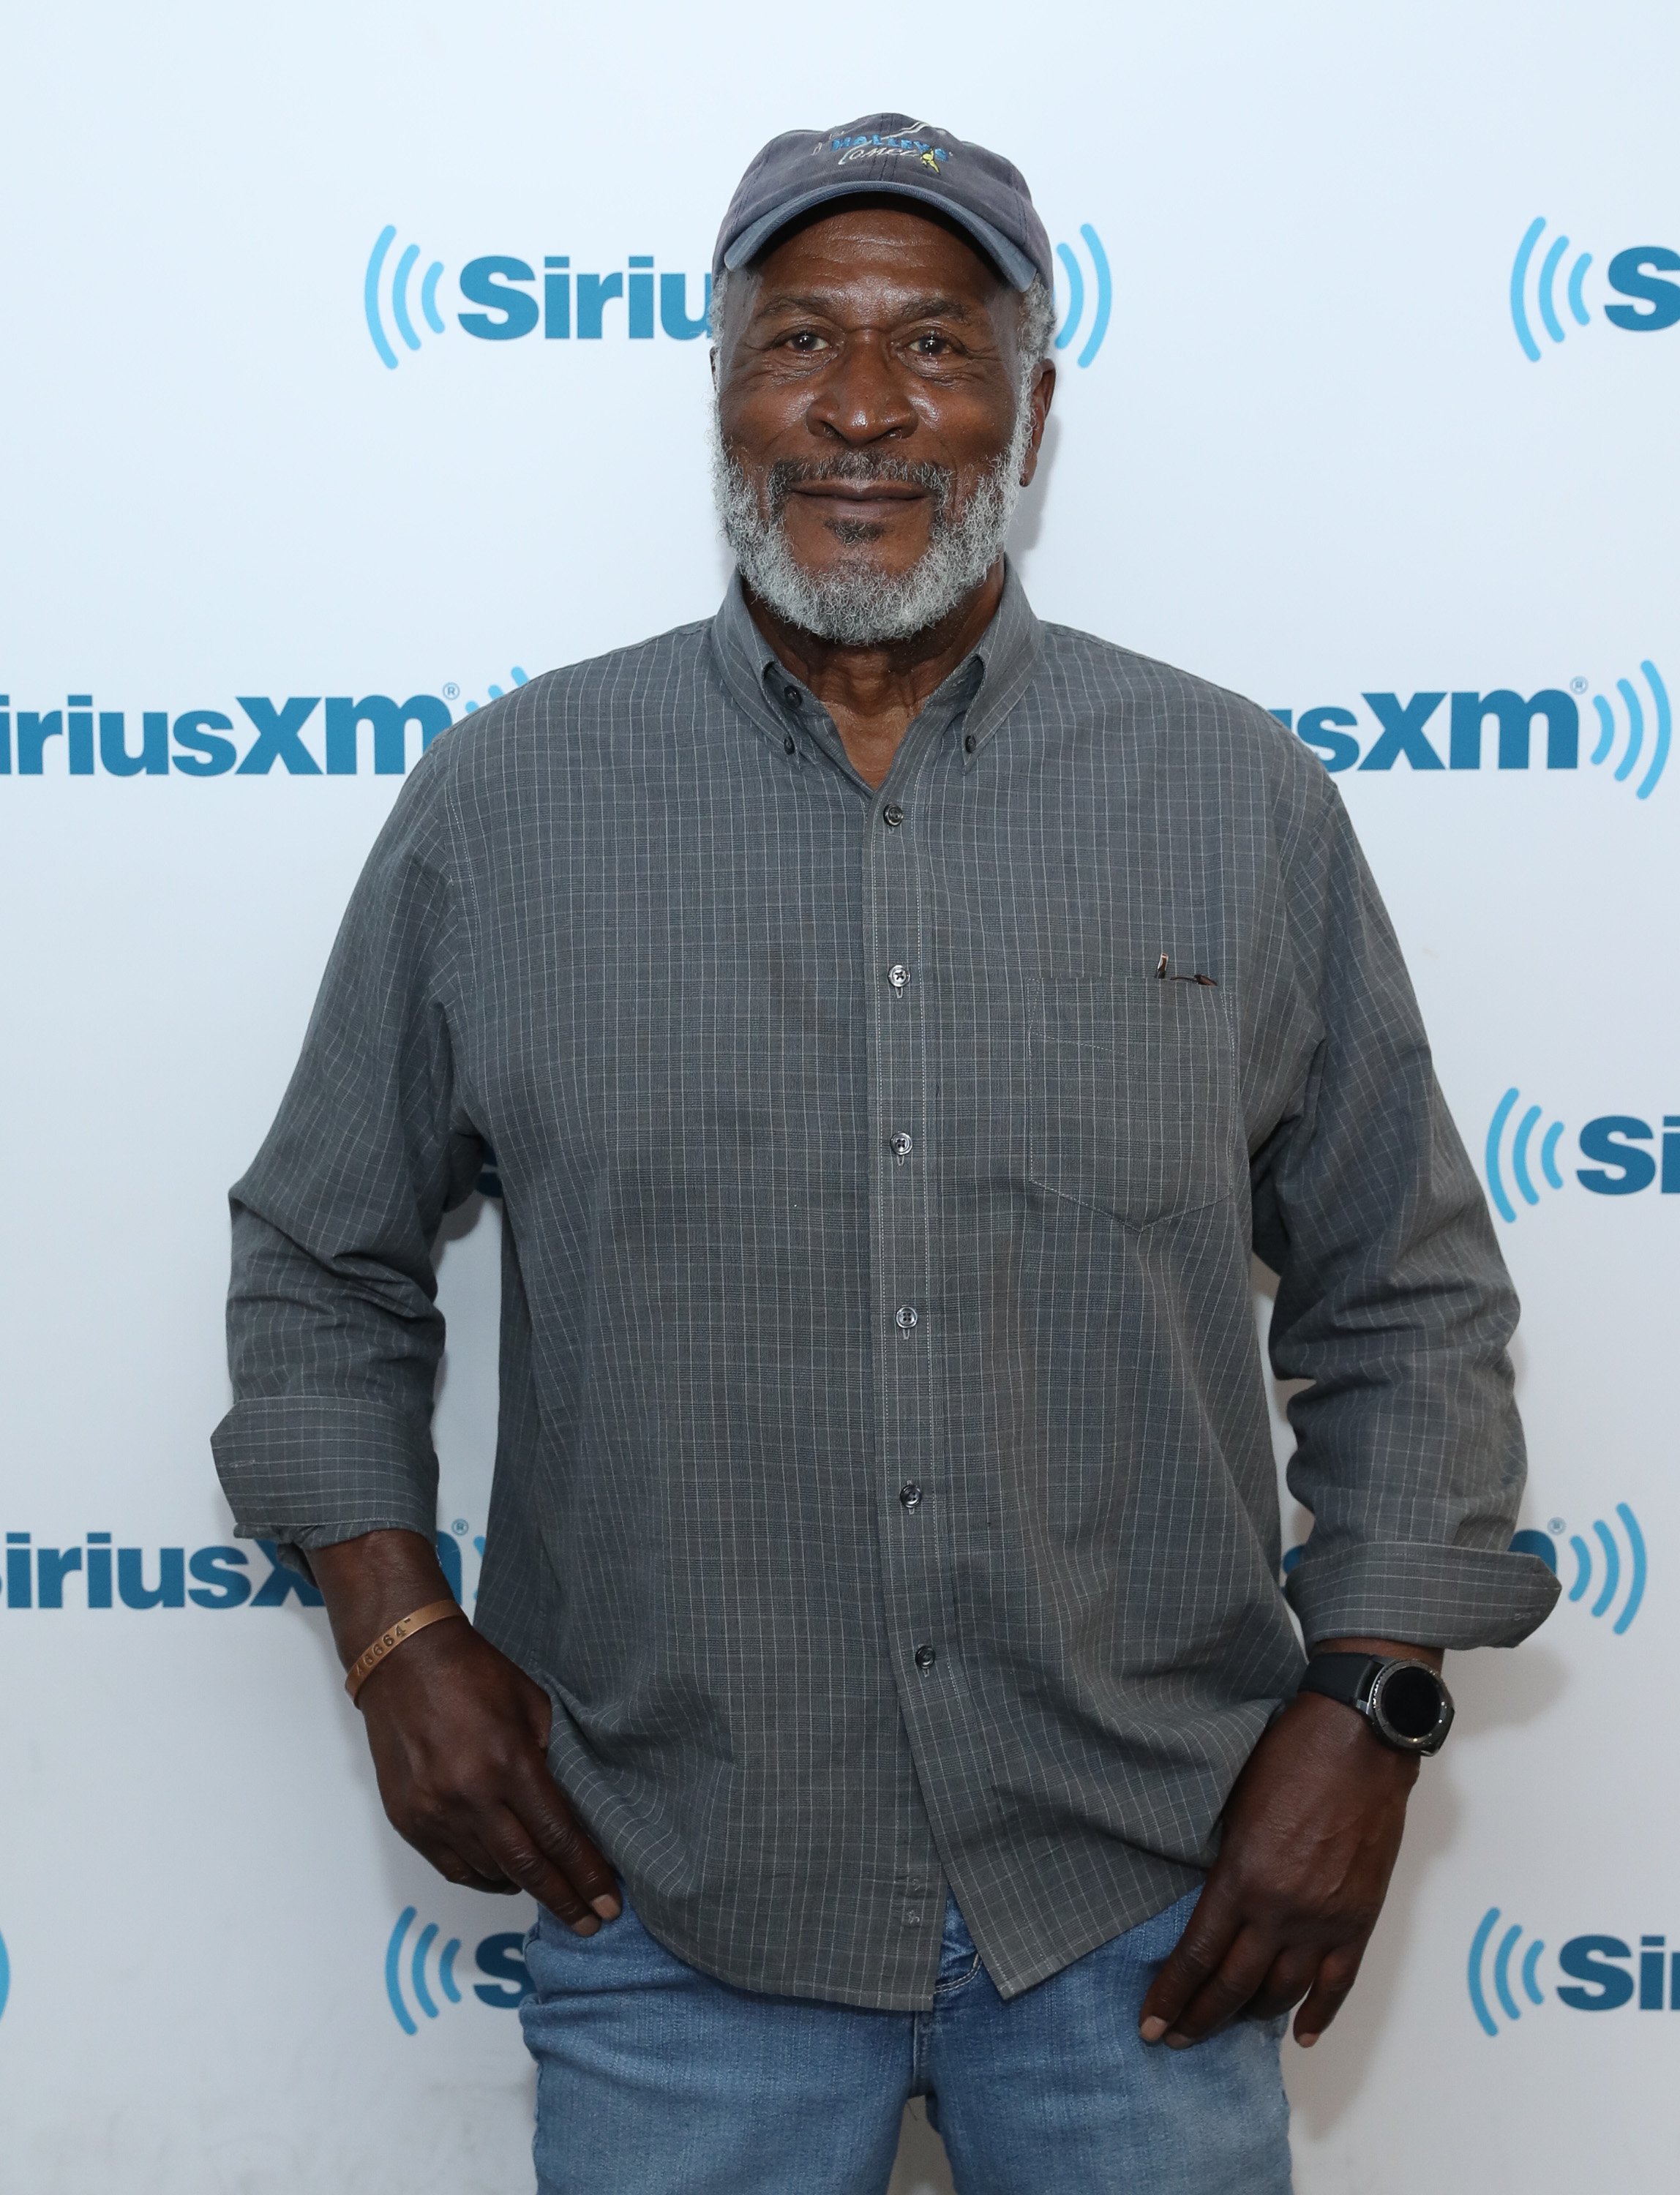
[{"xmin": 1138, "ymin": 1638, "xmax": 1441, "ymax": 2051}]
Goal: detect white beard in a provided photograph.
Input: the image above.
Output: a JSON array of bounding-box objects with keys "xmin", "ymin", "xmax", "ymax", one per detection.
[{"xmin": 709, "ymin": 394, "xmax": 1034, "ymax": 646}]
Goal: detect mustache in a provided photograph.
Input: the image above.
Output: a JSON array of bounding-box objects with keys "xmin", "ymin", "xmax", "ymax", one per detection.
[{"xmin": 760, "ymin": 451, "xmax": 953, "ymax": 522}]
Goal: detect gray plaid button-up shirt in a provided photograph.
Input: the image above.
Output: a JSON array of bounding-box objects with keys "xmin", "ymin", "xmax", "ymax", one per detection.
[{"xmin": 214, "ymin": 566, "xmax": 1558, "ymax": 2009}]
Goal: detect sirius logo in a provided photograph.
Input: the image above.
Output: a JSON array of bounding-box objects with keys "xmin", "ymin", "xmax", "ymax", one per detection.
[
  {"xmin": 1510, "ymin": 1507, "xmax": 1647, "ymax": 1635},
  {"xmin": 1485, "ymin": 1090, "xmax": 1680, "ymax": 1220},
  {"xmin": 364, "ymin": 230, "xmax": 713, "ymax": 367},
  {"xmin": 385, "ymin": 1907, "xmax": 533, "ymax": 2033},
  {"xmin": 1272, "ymin": 664, "xmax": 1670, "ymax": 797},
  {"xmin": 1510, "ymin": 217, "xmax": 1680, "ymax": 361},
  {"xmin": 1469, "ymin": 1908, "xmax": 1680, "ymax": 2034},
  {"xmin": 1, "ymin": 1530, "xmax": 475, "ymax": 1610},
  {"xmin": 2, "ymin": 1534, "xmax": 318, "ymax": 1610},
  {"xmin": 1051, "ymin": 225, "xmax": 1111, "ymax": 368},
  {"xmin": 0, "ymin": 691, "xmax": 455, "ymax": 779}
]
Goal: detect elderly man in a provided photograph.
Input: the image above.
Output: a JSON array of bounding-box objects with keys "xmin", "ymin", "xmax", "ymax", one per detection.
[{"xmin": 214, "ymin": 115, "xmax": 1556, "ymax": 2194}]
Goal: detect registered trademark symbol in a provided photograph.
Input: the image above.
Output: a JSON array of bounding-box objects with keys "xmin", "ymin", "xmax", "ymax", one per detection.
[
  {"xmin": 1549, "ymin": 1517, "xmax": 1565, "ymax": 1534},
  {"xmin": 452, "ymin": 1517, "xmax": 468, "ymax": 1534},
  {"xmin": 442, "ymin": 682, "xmax": 460, "ymax": 701},
  {"xmin": 1570, "ymin": 677, "xmax": 1588, "ymax": 694}
]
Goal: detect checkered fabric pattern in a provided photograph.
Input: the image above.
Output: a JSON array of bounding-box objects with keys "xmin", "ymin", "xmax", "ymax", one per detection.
[{"xmin": 213, "ymin": 566, "xmax": 1557, "ymax": 2010}]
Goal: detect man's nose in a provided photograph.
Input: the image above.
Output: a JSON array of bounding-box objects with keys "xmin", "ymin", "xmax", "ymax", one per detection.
[{"xmin": 804, "ymin": 333, "xmax": 918, "ymax": 445}]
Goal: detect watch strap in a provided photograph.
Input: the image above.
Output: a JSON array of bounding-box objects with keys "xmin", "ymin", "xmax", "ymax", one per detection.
[{"xmin": 1295, "ymin": 1652, "xmax": 1382, "ymax": 1713}]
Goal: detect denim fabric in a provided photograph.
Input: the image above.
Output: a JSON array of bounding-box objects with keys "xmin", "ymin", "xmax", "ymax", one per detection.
[{"xmin": 521, "ymin": 1888, "xmax": 1291, "ymax": 2195}]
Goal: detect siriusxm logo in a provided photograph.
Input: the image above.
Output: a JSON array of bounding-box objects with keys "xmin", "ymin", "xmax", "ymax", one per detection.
[
  {"xmin": 1, "ymin": 1528, "xmax": 476, "ymax": 1609},
  {"xmin": 1510, "ymin": 1507, "xmax": 1647, "ymax": 1635},
  {"xmin": 0, "ymin": 691, "xmax": 447, "ymax": 779},
  {"xmin": 1485, "ymin": 1089, "xmax": 1680, "ymax": 1220},
  {"xmin": 365, "ymin": 228, "xmax": 714, "ymax": 367},
  {"xmin": 386, "ymin": 1907, "xmax": 531, "ymax": 2033},
  {"xmin": 0, "ymin": 672, "xmax": 534, "ymax": 781},
  {"xmin": 1510, "ymin": 217, "xmax": 1680, "ymax": 362},
  {"xmin": 366, "ymin": 222, "xmax": 1111, "ymax": 370},
  {"xmin": 1469, "ymin": 1907, "xmax": 1680, "ymax": 2034},
  {"xmin": 1272, "ymin": 662, "xmax": 1670, "ymax": 798}
]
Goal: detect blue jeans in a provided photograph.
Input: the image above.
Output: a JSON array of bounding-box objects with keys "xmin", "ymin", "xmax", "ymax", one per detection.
[{"xmin": 521, "ymin": 1888, "xmax": 1291, "ymax": 2194}]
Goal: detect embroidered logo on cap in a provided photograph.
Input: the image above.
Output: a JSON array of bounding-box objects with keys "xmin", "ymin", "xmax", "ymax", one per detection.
[{"xmin": 822, "ymin": 126, "xmax": 951, "ymax": 176}]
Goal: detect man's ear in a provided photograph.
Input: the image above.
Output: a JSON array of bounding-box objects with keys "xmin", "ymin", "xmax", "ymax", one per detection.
[{"xmin": 1020, "ymin": 360, "xmax": 1057, "ymax": 486}]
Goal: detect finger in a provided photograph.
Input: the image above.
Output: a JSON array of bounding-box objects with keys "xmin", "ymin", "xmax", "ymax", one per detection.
[
  {"xmin": 1242, "ymin": 1946, "xmax": 1321, "ymax": 2025},
  {"xmin": 1294, "ymin": 1946, "xmax": 1367, "ymax": 2047},
  {"xmin": 1139, "ymin": 1883, "xmax": 1245, "ymax": 2041},
  {"xmin": 1161, "ymin": 1925, "xmax": 1279, "ymax": 2046},
  {"xmin": 405, "ymin": 1821, "xmax": 521, "ymax": 1896},
  {"xmin": 506, "ymin": 1761, "xmax": 621, "ymax": 1919},
  {"xmin": 476, "ymin": 1804, "xmax": 603, "ymax": 1932}
]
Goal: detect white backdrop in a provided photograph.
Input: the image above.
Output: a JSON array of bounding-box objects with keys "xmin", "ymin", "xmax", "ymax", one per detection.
[{"xmin": 1, "ymin": 4, "xmax": 1675, "ymax": 2189}]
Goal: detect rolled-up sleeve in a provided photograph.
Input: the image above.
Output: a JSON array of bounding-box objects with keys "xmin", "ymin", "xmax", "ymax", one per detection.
[
  {"xmin": 211, "ymin": 753, "xmax": 481, "ymax": 1565},
  {"xmin": 1251, "ymin": 773, "xmax": 1560, "ymax": 1651}
]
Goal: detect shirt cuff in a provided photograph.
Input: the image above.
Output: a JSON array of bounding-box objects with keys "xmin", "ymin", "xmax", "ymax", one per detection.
[
  {"xmin": 211, "ymin": 1395, "xmax": 439, "ymax": 1556},
  {"xmin": 1286, "ymin": 1539, "xmax": 1561, "ymax": 1650}
]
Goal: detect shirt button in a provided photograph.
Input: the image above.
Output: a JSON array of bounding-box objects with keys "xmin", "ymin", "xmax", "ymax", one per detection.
[
  {"xmin": 904, "ymin": 1910, "xmax": 923, "ymax": 1928},
  {"xmin": 882, "ymin": 803, "xmax": 904, "ymax": 829},
  {"xmin": 899, "ymin": 1481, "xmax": 923, "ymax": 1510},
  {"xmin": 888, "ymin": 963, "xmax": 910, "ymax": 994},
  {"xmin": 889, "ymin": 1130, "xmax": 914, "ymax": 1163},
  {"xmin": 783, "ymin": 686, "xmax": 803, "ymax": 708},
  {"xmin": 964, "ymin": 733, "xmax": 976, "ymax": 754},
  {"xmin": 896, "ymin": 1304, "xmax": 919, "ymax": 1333},
  {"xmin": 915, "ymin": 1643, "xmax": 937, "ymax": 1673},
  {"xmin": 783, "ymin": 735, "xmax": 795, "ymax": 754}
]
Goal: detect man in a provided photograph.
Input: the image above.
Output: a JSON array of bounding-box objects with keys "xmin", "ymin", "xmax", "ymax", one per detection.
[{"xmin": 214, "ymin": 114, "xmax": 1558, "ymax": 2194}]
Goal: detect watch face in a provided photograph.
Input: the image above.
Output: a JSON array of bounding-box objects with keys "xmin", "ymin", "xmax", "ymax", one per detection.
[{"xmin": 1370, "ymin": 1661, "xmax": 1452, "ymax": 1749}]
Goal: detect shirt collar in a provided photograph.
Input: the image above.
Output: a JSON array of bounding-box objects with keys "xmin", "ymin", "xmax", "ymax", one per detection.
[{"xmin": 708, "ymin": 558, "xmax": 1043, "ymax": 764}]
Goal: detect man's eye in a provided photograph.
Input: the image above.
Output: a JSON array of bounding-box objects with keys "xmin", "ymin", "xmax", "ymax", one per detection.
[
  {"xmin": 784, "ymin": 330, "xmax": 830, "ymax": 353},
  {"xmin": 910, "ymin": 334, "xmax": 954, "ymax": 356}
]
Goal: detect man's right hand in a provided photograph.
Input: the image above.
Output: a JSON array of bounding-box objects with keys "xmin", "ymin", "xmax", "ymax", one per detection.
[{"xmin": 308, "ymin": 1529, "xmax": 621, "ymax": 1934}]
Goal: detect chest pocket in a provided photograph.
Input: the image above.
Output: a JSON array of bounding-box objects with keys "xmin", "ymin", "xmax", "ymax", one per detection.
[{"xmin": 1030, "ymin": 975, "xmax": 1238, "ymax": 1228}]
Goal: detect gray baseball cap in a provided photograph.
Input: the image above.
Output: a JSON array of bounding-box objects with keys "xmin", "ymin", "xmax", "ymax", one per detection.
[{"xmin": 714, "ymin": 111, "xmax": 1054, "ymax": 293}]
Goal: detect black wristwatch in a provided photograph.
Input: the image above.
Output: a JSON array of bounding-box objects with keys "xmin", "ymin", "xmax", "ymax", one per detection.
[{"xmin": 1295, "ymin": 1653, "xmax": 1455, "ymax": 1756}]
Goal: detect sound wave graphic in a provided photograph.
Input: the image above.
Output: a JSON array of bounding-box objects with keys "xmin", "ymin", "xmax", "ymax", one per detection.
[
  {"xmin": 386, "ymin": 1906, "xmax": 464, "ymax": 2034},
  {"xmin": 366, "ymin": 228, "xmax": 448, "ymax": 370},
  {"xmin": 458, "ymin": 666, "xmax": 529, "ymax": 716},
  {"xmin": 1510, "ymin": 218, "xmax": 1593, "ymax": 361},
  {"xmin": 1512, "ymin": 1506, "xmax": 1647, "ymax": 1635},
  {"xmin": 1485, "ymin": 1087, "xmax": 1567, "ymax": 1223},
  {"xmin": 1053, "ymin": 225, "xmax": 1111, "ymax": 369},
  {"xmin": 1469, "ymin": 1907, "xmax": 1547, "ymax": 2035},
  {"xmin": 1587, "ymin": 661, "xmax": 1670, "ymax": 799}
]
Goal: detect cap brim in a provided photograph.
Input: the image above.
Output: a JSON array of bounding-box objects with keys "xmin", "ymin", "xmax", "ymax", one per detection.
[{"xmin": 722, "ymin": 179, "xmax": 1039, "ymax": 290}]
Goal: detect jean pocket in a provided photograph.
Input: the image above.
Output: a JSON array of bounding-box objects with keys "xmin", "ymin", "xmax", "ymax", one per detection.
[{"xmin": 1030, "ymin": 975, "xmax": 1237, "ymax": 1227}]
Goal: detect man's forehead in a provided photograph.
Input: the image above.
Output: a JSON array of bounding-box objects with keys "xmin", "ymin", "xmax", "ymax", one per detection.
[{"xmin": 749, "ymin": 282, "xmax": 985, "ymax": 326}]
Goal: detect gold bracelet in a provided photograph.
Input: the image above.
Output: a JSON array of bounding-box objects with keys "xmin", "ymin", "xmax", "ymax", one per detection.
[{"xmin": 344, "ymin": 1599, "xmax": 464, "ymax": 1703}]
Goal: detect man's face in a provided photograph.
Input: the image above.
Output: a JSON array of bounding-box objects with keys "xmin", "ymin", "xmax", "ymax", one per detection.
[{"xmin": 713, "ymin": 204, "xmax": 1052, "ymax": 637}]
